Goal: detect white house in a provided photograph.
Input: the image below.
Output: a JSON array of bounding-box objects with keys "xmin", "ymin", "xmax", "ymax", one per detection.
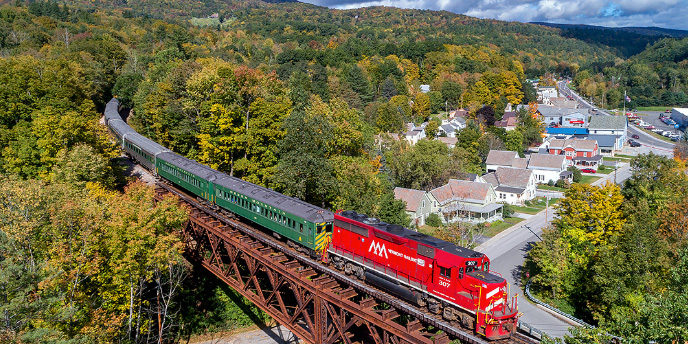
[
  {"xmin": 393, "ymin": 187, "xmax": 438, "ymax": 226},
  {"xmin": 404, "ymin": 126, "xmax": 426, "ymax": 145},
  {"xmin": 538, "ymin": 86, "xmax": 558, "ymax": 103},
  {"xmin": 587, "ymin": 116, "xmax": 628, "ymax": 151},
  {"xmin": 527, "ymin": 153, "xmax": 568, "ymax": 184},
  {"xmin": 429, "ymin": 179, "xmax": 502, "ymax": 224},
  {"xmin": 482, "ymin": 167, "xmax": 537, "ymax": 205},
  {"xmin": 485, "ymin": 150, "xmax": 527, "ymax": 172}
]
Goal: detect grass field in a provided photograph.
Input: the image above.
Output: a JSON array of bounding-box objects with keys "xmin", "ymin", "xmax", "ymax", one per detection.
[
  {"xmin": 638, "ymin": 106, "xmax": 673, "ymax": 112},
  {"xmin": 537, "ymin": 185, "xmax": 567, "ymax": 192},
  {"xmin": 615, "ymin": 154, "xmax": 637, "ymax": 159},
  {"xmin": 579, "ymin": 175, "xmax": 602, "ymax": 184},
  {"xmin": 513, "ymin": 197, "xmax": 559, "ymax": 214},
  {"xmin": 603, "ymin": 156, "xmax": 632, "ymax": 163},
  {"xmin": 484, "ymin": 217, "xmax": 525, "ymax": 237}
]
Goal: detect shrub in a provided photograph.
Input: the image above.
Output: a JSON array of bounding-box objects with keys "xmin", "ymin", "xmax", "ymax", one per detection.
[
  {"xmin": 425, "ymin": 213, "xmax": 443, "ymax": 227},
  {"xmin": 547, "ymin": 179, "xmax": 555, "ymax": 186},
  {"xmin": 555, "ymin": 179, "xmax": 569, "ymax": 188},
  {"xmin": 501, "ymin": 203, "xmax": 515, "ymax": 217},
  {"xmin": 567, "ymin": 166, "xmax": 582, "ymax": 183}
]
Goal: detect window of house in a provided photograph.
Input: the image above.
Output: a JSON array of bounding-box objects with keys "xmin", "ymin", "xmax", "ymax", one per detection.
[{"xmin": 422, "ymin": 200, "xmax": 425, "ymax": 208}]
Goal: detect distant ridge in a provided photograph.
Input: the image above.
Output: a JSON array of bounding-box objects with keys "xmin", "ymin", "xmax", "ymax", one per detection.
[{"xmin": 530, "ymin": 22, "xmax": 688, "ymax": 38}]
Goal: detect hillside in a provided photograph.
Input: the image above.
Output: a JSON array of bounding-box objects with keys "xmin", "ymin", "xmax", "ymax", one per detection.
[{"xmin": 531, "ymin": 22, "xmax": 688, "ymax": 58}]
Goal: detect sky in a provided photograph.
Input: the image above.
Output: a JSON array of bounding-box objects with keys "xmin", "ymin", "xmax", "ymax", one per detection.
[{"xmin": 298, "ymin": 0, "xmax": 688, "ymax": 31}]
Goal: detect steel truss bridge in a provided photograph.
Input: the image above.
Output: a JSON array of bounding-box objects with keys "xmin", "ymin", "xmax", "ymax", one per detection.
[{"xmin": 154, "ymin": 183, "xmax": 538, "ymax": 344}]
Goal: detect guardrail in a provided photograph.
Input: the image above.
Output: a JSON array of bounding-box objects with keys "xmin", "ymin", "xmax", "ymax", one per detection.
[
  {"xmin": 524, "ymin": 279, "xmax": 593, "ymax": 327},
  {"xmin": 517, "ymin": 320, "xmax": 543, "ymax": 340},
  {"xmin": 524, "ymin": 280, "xmax": 624, "ymax": 343}
]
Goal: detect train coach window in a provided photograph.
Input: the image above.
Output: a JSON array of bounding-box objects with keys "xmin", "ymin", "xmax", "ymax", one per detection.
[
  {"xmin": 440, "ymin": 266, "xmax": 451, "ymax": 278},
  {"xmin": 299, "ymin": 224, "xmax": 303, "ymax": 233},
  {"xmin": 459, "ymin": 267, "xmax": 464, "ymax": 279}
]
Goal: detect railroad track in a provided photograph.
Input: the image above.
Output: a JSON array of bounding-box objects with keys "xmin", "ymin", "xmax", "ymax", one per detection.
[{"xmin": 155, "ymin": 180, "xmax": 540, "ymax": 344}]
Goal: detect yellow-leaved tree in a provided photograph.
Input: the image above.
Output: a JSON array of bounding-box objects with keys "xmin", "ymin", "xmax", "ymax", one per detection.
[{"xmin": 555, "ymin": 182, "xmax": 626, "ymax": 250}]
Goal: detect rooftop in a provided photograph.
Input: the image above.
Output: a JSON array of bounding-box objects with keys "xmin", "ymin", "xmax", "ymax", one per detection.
[
  {"xmin": 588, "ymin": 116, "xmax": 628, "ymax": 130},
  {"xmin": 393, "ymin": 187, "xmax": 426, "ymax": 212},
  {"xmin": 430, "ymin": 179, "xmax": 492, "ymax": 205},
  {"xmin": 486, "ymin": 150, "xmax": 519, "ymax": 166},
  {"xmin": 528, "ymin": 153, "xmax": 566, "ymax": 170}
]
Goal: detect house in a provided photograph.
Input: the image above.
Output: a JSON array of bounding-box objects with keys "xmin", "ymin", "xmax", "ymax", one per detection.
[
  {"xmin": 482, "ymin": 167, "xmax": 537, "ymax": 205},
  {"xmin": 437, "ymin": 136, "xmax": 458, "ymax": 148},
  {"xmin": 670, "ymin": 108, "xmax": 688, "ymax": 129},
  {"xmin": 547, "ymin": 138, "xmax": 602, "ymax": 168},
  {"xmin": 527, "ymin": 153, "xmax": 568, "ymax": 184},
  {"xmin": 393, "ymin": 187, "xmax": 438, "ymax": 226},
  {"xmin": 485, "ymin": 150, "xmax": 527, "ymax": 172},
  {"xmin": 439, "ymin": 123, "xmax": 456, "ymax": 137},
  {"xmin": 546, "ymin": 127, "xmax": 589, "ymax": 136},
  {"xmin": 537, "ymin": 105, "xmax": 589, "ymax": 127},
  {"xmin": 404, "ymin": 124, "xmax": 426, "ymax": 145},
  {"xmin": 583, "ymin": 134, "xmax": 617, "ymax": 157},
  {"xmin": 495, "ymin": 112, "xmax": 519, "ymax": 131},
  {"xmin": 449, "ymin": 109, "xmax": 469, "ymax": 119},
  {"xmin": 588, "ymin": 116, "xmax": 628, "ymax": 151},
  {"xmin": 420, "ymin": 85, "xmax": 431, "ymax": 93},
  {"xmin": 438, "ymin": 118, "xmax": 466, "ymax": 137},
  {"xmin": 547, "ymin": 97, "xmax": 579, "ymax": 109},
  {"xmin": 537, "ymin": 86, "xmax": 558, "ymax": 103},
  {"xmin": 429, "ymin": 179, "xmax": 502, "ymax": 224}
]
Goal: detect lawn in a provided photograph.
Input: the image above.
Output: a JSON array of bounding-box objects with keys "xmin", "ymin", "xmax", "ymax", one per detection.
[
  {"xmin": 615, "ymin": 154, "xmax": 637, "ymax": 159},
  {"xmin": 579, "ymin": 175, "xmax": 602, "ymax": 184},
  {"xmin": 603, "ymin": 156, "xmax": 631, "ymax": 163},
  {"xmin": 595, "ymin": 169, "xmax": 613, "ymax": 174},
  {"xmin": 637, "ymin": 106, "xmax": 672, "ymax": 112},
  {"xmin": 483, "ymin": 217, "xmax": 524, "ymax": 237},
  {"xmin": 513, "ymin": 197, "xmax": 559, "ymax": 214},
  {"xmin": 537, "ymin": 185, "xmax": 566, "ymax": 192}
]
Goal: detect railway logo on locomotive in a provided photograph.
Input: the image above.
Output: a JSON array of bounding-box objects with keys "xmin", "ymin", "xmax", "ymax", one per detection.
[{"xmin": 368, "ymin": 241, "xmax": 388, "ymax": 259}]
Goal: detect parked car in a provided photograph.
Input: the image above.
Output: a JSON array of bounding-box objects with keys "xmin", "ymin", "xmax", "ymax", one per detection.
[
  {"xmin": 666, "ymin": 109, "xmax": 672, "ymax": 113},
  {"xmin": 645, "ymin": 125, "xmax": 655, "ymax": 130},
  {"xmin": 580, "ymin": 168, "xmax": 596, "ymax": 173},
  {"xmin": 663, "ymin": 131, "xmax": 673, "ymax": 137},
  {"xmin": 632, "ymin": 134, "xmax": 640, "ymax": 139},
  {"xmin": 629, "ymin": 140, "xmax": 642, "ymax": 147}
]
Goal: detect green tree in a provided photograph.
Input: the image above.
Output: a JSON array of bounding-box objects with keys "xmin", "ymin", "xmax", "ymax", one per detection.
[
  {"xmin": 273, "ymin": 110, "xmax": 336, "ymax": 207},
  {"xmin": 425, "ymin": 120, "xmax": 439, "ymax": 138},
  {"xmin": 505, "ymin": 130, "xmax": 524, "ymax": 153},
  {"xmin": 377, "ymin": 193, "xmax": 410, "ymax": 226},
  {"xmin": 425, "ymin": 213, "xmax": 442, "ymax": 227}
]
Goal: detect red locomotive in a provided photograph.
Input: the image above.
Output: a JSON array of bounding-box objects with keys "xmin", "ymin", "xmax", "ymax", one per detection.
[{"xmin": 328, "ymin": 210, "xmax": 519, "ymax": 340}]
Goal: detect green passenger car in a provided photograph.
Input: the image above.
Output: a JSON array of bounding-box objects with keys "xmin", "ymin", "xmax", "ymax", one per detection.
[
  {"xmin": 212, "ymin": 174, "xmax": 334, "ymax": 254},
  {"xmin": 155, "ymin": 152, "xmax": 217, "ymax": 201}
]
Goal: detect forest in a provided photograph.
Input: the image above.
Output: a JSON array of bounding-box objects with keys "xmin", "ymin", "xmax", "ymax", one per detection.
[{"xmin": 1, "ymin": 0, "xmax": 687, "ymax": 342}]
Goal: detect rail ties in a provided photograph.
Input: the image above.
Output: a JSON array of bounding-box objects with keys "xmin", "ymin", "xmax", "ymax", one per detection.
[{"xmin": 154, "ymin": 182, "xmax": 536, "ymax": 344}]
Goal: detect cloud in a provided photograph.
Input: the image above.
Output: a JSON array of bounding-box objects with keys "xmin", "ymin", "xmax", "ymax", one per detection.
[{"xmin": 300, "ymin": 0, "xmax": 688, "ymax": 30}]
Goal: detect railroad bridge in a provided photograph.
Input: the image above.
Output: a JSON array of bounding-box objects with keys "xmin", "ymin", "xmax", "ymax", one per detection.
[{"xmin": 154, "ymin": 183, "xmax": 538, "ymax": 344}]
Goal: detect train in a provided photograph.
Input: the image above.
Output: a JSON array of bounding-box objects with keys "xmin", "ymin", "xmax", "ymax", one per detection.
[{"xmin": 103, "ymin": 98, "xmax": 519, "ymax": 340}]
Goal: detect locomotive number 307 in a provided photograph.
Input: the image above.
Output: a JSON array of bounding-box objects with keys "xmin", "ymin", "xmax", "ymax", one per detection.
[{"xmin": 438, "ymin": 280, "xmax": 451, "ymax": 287}]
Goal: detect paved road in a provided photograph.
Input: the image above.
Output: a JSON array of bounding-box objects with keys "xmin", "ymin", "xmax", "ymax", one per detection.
[{"xmin": 476, "ymin": 162, "xmax": 634, "ymax": 339}]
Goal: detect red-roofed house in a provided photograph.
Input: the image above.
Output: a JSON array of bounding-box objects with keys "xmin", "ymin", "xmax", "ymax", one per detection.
[
  {"xmin": 393, "ymin": 187, "xmax": 439, "ymax": 226},
  {"xmin": 547, "ymin": 138, "xmax": 602, "ymax": 168},
  {"xmin": 429, "ymin": 179, "xmax": 502, "ymax": 224}
]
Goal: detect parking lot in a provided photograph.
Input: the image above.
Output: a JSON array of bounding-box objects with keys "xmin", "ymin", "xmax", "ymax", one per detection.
[{"xmin": 627, "ymin": 110, "xmax": 683, "ymax": 139}]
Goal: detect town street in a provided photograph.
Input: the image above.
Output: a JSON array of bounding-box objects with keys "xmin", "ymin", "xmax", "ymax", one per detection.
[{"xmin": 476, "ymin": 162, "xmax": 633, "ymax": 339}]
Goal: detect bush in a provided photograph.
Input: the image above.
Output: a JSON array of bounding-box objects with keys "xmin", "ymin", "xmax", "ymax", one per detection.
[
  {"xmin": 501, "ymin": 203, "xmax": 515, "ymax": 217},
  {"xmin": 425, "ymin": 213, "xmax": 443, "ymax": 227},
  {"xmin": 567, "ymin": 166, "xmax": 582, "ymax": 183},
  {"xmin": 598, "ymin": 164, "xmax": 608, "ymax": 171},
  {"xmin": 555, "ymin": 179, "xmax": 570, "ymax": 189},
  {"xmin": 547, "ymin": 179, "xmax": 555, "ymax": 186}
]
